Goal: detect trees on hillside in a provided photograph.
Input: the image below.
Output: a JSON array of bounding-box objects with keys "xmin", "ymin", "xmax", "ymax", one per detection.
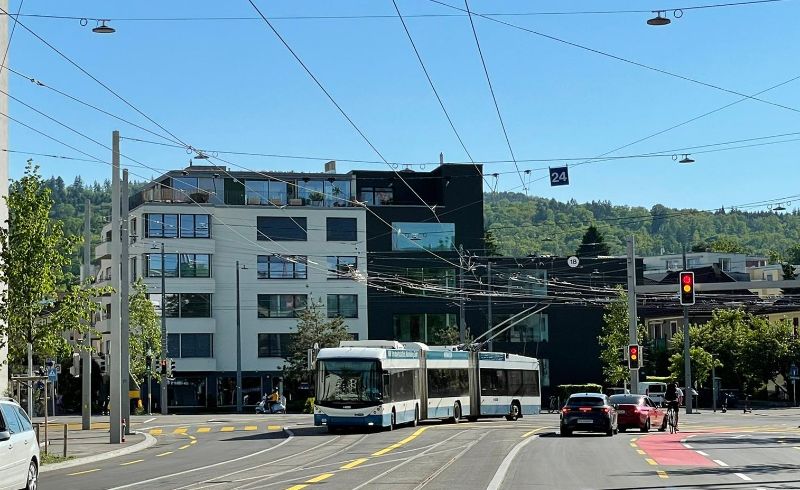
[{"xmin": 576, "ymin": 225, "xmax": 610, "ymax": 257}]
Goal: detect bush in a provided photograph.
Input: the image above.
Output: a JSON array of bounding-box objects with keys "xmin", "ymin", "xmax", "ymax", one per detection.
[
  {"xmin": 303, "ymin": 397, "xmax": 315, "ymax": 414},
  {"xmin": 557, "ymin": 384, "xmax": 603, "ymax": 401}
]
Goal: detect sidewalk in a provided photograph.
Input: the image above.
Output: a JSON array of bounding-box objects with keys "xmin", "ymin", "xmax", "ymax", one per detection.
[{"xmin": 30, "ymin": 417, "xmax": 157, "ymax": 472}]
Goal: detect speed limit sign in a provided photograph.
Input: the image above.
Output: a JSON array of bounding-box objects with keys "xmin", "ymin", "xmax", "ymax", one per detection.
[{"xmin": 567, "ymin": 256, "xmax": 580, "ymax": 268}]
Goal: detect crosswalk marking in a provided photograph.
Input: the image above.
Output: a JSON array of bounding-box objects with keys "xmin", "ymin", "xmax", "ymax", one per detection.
[
  {"xmin": 220, "ymin": 426, "xmax": 235, "ymax": 432},
  {"xmin": 244, "ymin": 425, "xmax": 258, "ymax": 431},
  {"xmin": 149, "ymin": 429, "xmax": 162, "ymax": 436},
  {"xmin": 197, "ymin": 427, "xmax": 211, "ymax": 433},
  {"xmin": 173, "ymin": 427, "xmax": 188, "ymax": 435}
]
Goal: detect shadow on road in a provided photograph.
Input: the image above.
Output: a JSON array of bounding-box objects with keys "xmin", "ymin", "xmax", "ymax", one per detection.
[{"xmin": 220, "ymin": 431, "xmax": 288, "ymax": 442}]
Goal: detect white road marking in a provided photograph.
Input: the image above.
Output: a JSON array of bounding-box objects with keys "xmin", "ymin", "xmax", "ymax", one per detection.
[
  {"xmin": 683, "ymin": 443, "xmax": 693, "ymax": 449},
  {"xmin": 696, "ymin": 450, "xmax": 709, "ymax": 456},
  {"xmin": 734, "ymin": 473, "xmax": 752, "ymax": 481},
  {"xmin": 106, "ymin": 428, "xmax": 293, "ymax": 490},
  {"xmin": 733, "ymin": 434, "xmax": 747, "ymax": 439},
  {"xmin": 142, "ymin": 417, "xmax": 156, "ymax": 424},
  {"xmin": 714, "ymin": 460, "xmax": 729, "ymax": 467},
  {"xmin": 486, "ymin": 434, "xmax": 539, "ymax": 490}
]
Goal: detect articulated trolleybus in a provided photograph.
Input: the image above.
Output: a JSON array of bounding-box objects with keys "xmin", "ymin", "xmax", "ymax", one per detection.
[{"xmin": 313, "ymin": 340, "xmax": 540, "ymax": 431}]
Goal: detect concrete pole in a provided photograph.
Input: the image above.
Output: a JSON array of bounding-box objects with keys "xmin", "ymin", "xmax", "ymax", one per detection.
[
  {"xmin": 121, "ymin": 169, "xmax": 131, "ymax": 432},
  {"xmin": 82, "ymin": 199, "xmax": 92, "ymax": 430},
  {"xmin": 109, "ymin": 130, "xmax": 122, "ymax": 443},
  {"xmin": 487, "ymin": 260, "xmax": 492, "ymax": 352},
  {"xmin": 459, "ymin": 265, "xmax": 466, "ymax": 343},
  {"xmin": 160, "ymin": 242, "xmax": 168, "ymax": 415},
  {"xmin": 626, "ymin": 237, "xmax": 639, "ymax": 394},
  {"xmin": 682, "ymin": 245, "xmax": 693, "ymax": 414},
  {"xmin": 0, "ymin": 0, "xmax": 8, "ymax": 399},
  {"xmin": 236, "ymin": 260, "xmax": 242, "ymax": 414}
]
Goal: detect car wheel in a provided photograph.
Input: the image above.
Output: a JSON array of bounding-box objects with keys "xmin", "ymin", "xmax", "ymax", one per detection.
[
  {"xmin": 26, "ymin": 460, "xmax": 38, "ymax": 490},
  {"xmin": 641, "ymin": 417, "xmax": 650, "ymax": 433},
  {"xmin": 560, "ymin": 426, "xmax": 571, "ymax": 437}
]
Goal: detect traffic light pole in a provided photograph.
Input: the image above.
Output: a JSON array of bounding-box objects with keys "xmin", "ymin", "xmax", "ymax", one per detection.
[
  {"xmin": 682, "ymin": 246, "xmax": 694, "ymax": 415},
  {"xmin": 626, "ymin": 237, "xmax": 640, "ymax": 394},
  {"xmin": 160, "ymin": 242, "xmax": 168, "ymax": 415}
]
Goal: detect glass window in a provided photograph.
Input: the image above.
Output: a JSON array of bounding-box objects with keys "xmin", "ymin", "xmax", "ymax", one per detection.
[
  {"xmin": 257, "ymin": 217, "xmax": 307, "ymax": 241},
  {"xmin": 257, "ymin": 294, "xmax": 307, "ymax": 318},
  {"xmin": 492, "ymin": 313, "xmax": 548, "ymax": 343},
  {"xmin": 168, "ymin": 376, "xmax": 207, "ymax": 407},
  {"xmin": 504, "ymin": 269, "xmax": 547, "ymax": 296},
  {"xmin": 392, "ymin": 222, "xmax": 455, "ymax": 251},
  {"xmin": 180, "ymin": 254, "xmax": 212, "ymax": 278},
  {"xmin": 146, "ymin": 253, "xmax": 179, "ymax": 277},
  {"xmin": 181, "ymin": 293, "xmax": 212, "ymax": 318},
  {"xmin": 14, "ymin": 407, "xmax": 32, "ymax": 432},
  {"xmin": 297, "ymin": 180, "xmax": 324, "ymax": 205},
  {"xmin": 327, "ymin": 294, "xmax": 358, "ymax": 318},
  {"xmin": 245, "ymin": 180, "xmax": 269, "ymax": 205},
  {"xmin": 316, "ymin": 359, "xmax": 383, "ymax": 406},
  {"xmin": 327, "ymin": 256, "xmax": 357, "ymax": 279},
  {"xmin": 269, "ymin": 181, "xmax": 288, "ymax": 205},
  {"xmin": 361, "ymin": 187, "xmax": 393, "ymax": 206},
  {"xmin": 167, "ymin": 333, "xmax": 180, "ymax": 358},
  {"xmin": 327, "ymin": 217, "xmax": 357, "ymax": 241},
  {"xmin": 324, "ymin": 180, "xmax": 351, "ymax": 207},
  {"xmin": 257, "ymin": 333, "xmax": 293, "ymax": 357},
  {"xmin": 180, "ymin": 333, "xmax": 213, "ymax": 357},
  {"xmin": 257, "ymin": 255, "xmax": 307, "ymax": 279},
  {"xmin": 179, "ymin": 214, "xmax": 211, "ymax": 238},
  {"xmin": 173, "ymin": 177, "xmax": 198, "ymax": 202},
  {"xmin": 145, "ymin": 213, "xmax": 180, "ymax": 238},
  {"xmin": 0, "ymin": 405, "xmax": 22, "ymax": 433},
  {"xmin": 198, "ymin": 177, "xmax": 222, "ymax": 204},
  {"xmin": 393, "ymin": 314, "xmax": 458, "ymax": 343},
  {"xmin": 396, "ymin": 268, "xmax": 455, "ymax": 296},
  {"xmin": 428, "ymin": 369, "xmax": 470, "ymax": 398}
]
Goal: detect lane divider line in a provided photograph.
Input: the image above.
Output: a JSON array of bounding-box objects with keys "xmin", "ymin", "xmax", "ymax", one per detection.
[
  {"xmin": 486, "ymin": 434, "xmax": 539, "ymax": 490},
  {"xmin": 636, "ymin": 449, "xmax": 646, "ymax": 455},
  {"xmin": 179, "ymin": 444, "xmax": 191, "ymax": 450},
  {"xmin": 173, "ymin": 427, "xmax": 188, "ymax": 435},
  {"xmin": 306, "ymin": 473, "xmax": 334, "ymax": 483},
  {"xmin": 683, "ymin": 443, "xmax": 694, "ymax": 449},
  {"xmin": 714, "ymin": 460, "xmax": 729, "ymax": 467},
  {"xmin": 156, "ymin": 451, "xmax": 173, "ymax": 457},
  {"xmin": 149, "ymin": 429, "xmax": 162, "ymax": 436},
  {"xmin": 372, "ymin": 427, "xmax": 429, "ymax": 456},
  {"xmin": 119, "ymin": 459, "xmax": 144, "ymax": 466},
  {"xmin": 657, "ymin": 470, "xmax": 668, "ymax": 479},
  {"xmin": 341, "ymin": 458, "xmax": 369, "ymax": 470},
  {"xmin": 268, "ymin": 425, "xmax": 282, "ymax": 430},
  {"xmin": 68, "ymin": 468, "xmax": 100, "ymax": 476},
  {"xmin": 734, "ymin": 473, "xmax": 752, "ymax": 481},
  {"xmin": 285, "ymin": 485, "xmax": 307, "ymax": 490},
  {"xmin": 520, "ymin": 427, "xmax": 544, "ymax": 438},
  {"xmin": 645, "ymin": 458, "xmax": 657, "ymax": 466},
  {"xmin": 696, "ymin": 450, "xmax": 709, "ymax": 456}
]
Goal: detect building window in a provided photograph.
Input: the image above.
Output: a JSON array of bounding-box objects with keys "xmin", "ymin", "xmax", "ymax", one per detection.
[
  {"xmin": 361, "ymin": 187, "xmax": 393, "ymax": 206},
  {"xmin": 257, "ymin": 255, "xmax": 307, "ymax": 279},
  {"xmin": 327, "ymin": 294, "xmax": 358, "ymax": 318},
  {"xmin": 719, "ymin": 258, "xmax": 731, "ymax": 272},
  {"xmin": 179, "ymin": 254, "xmax": 212, "ymax": 278},
  {"xmin": 670, "ymin": 321, "xmax": 678, "ymax": 336},
  {"xmin": 392, "ymin": 222, "xmax": 455, "ymax": 251},
  {"xmin": 145, "ymin": 253, "xmax": 211, "ymax": 278},
  {"xmin": 167, "ymin": 333, "xmax": 214, "ymax": 358},
  {"xmin": 148, "ymin": 293, "xmax": 211, "ymax": 318},
  {"xmin": 257, "ymin": 333, "xmax": 293, "ymax": 357},
  {"xmin": 145, "ymin": 253, "xmax": 179, "ymax": 277},
  {"xmin": 130, "ymin": 257, "xmax": 137, "ymax": 281},
  {"xmin": 256, "ymin": 217, "xmax": 307, "ymax": 241},
  {"xmin": 393, "ymin": 313, "xmax": 458, "ymax": 343},
  {"xmin": 105, "ymin": 303, "xmax": 111, "ymax": 320},
  {"xmin": 665, "ymin": 259, "xmax": 680, "ymax": 270},
  {"xmin": 326, "ymin": 217, "xmax": 357, "ymax": 241},
  {"xmin": 500, "ymin": 269, "xmax": 547, "ymax": 296},
  {"xmin": 327, "ymin": 256, "xmax": 357, "ymax": 279},
  {"xmin": 395, "ymin": 268, "xmax": 455, "ymax": 296},
  {"xmin": 257, "ymin": 294, "xmax": 307, "ymax": 318},
  {"xmin": 492, "ymin": 314, "xmax": 548, "ymax": 343},
  {"xmin": 145, "ymin": 213, "xmax": 209, "ymax": 238}
]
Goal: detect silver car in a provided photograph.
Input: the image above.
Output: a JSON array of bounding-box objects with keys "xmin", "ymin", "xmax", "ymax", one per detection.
[{"xmin": 0, "ymin": 397, "xmax": 39, "ymax": 490}]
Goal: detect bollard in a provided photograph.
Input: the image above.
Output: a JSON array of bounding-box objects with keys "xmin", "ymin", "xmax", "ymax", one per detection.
[
  {"xmin": 63, "ymin": 424, "xmax": 68, "ymax": 458},
  {"xmin": 121, "ymin": 418, "xmax": 126, "ymax": 443}
]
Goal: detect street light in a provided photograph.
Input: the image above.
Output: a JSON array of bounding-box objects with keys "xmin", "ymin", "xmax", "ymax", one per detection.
[
  {"xmin": 92, "ymin": 20, "xmax": 116, "ymax": 34},
  {"xmin": 151, "ymin": 242, "xmax": 168, "ymax": 415},
  {"xmin": 647, "ymin": 11, "xmax": 671, "ymax": 25},
  {"xmin": 235, "ymin": 261, "xmax": 248, "ymax": 414},
  {"xmin": 678, "ymin": 154, "xmax": 695, "ymax": 164}
]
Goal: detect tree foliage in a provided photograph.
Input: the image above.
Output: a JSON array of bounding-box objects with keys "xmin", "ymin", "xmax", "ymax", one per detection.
[
  {"xmin": 576, "ymin": 225, "xmax": 610, "ymax": 257},
  {"xmin": 129, "ymin": 279, "xmax": 162, "ymax": 385},
  {"xmin": 599, "ymin": 287, "xmax": 647, "ymax": 387},
  {"xmin": 285, "ymin": 301, "xmax": 353, "ymax": 383}
]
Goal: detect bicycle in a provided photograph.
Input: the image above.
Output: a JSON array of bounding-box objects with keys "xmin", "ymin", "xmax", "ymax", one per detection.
[
  {"xmin": 666, "ymin": 405, "xmax": 678, "ymax": 434},
  {"xmin": 548, "ymin": 395, "xmax": 560, "ymax": 414}
]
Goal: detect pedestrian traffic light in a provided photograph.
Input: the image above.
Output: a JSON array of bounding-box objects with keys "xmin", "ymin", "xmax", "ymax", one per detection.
[
  {"xmin": 628, "ymin": 344, "xmax": 640, "ymax": 369},
  {"xmin": 679, "ymin": 271, "xmax": 695, "ymax": 306},
  {"xmin": 145, "ymin": 354, "xmax": 152, "ymax": 372},
  {"xmin": 168, "ymin": 359, "xmax": 176, "ymax": 379},
  {"xmin": 160, "ymin": 359, "xmax": 167, "ymax": 376}
]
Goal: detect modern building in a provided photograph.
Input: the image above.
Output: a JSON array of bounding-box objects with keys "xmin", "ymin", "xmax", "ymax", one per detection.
[{"xmin": 94, "ymin": 163, "xmax": 368, "ymax": 411}]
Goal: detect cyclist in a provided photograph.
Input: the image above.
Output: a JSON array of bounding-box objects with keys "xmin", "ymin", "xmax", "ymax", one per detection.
[{"xmin": 664, "ymin": 381, "xmax": 680, "ymax": 431}]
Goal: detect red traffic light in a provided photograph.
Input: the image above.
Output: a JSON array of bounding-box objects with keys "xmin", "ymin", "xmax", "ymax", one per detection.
[
  {"xmin": 682, "ymin": 274, "xmax": 692, "ymax": 285},
  {"xmin": 628, "ymin": 344, "xmax": 641, "ymax": 368},
  {"xmin": 679, "ymin": 272, "xmax": 696, "ymax": 305},
  {"xmin": 629, "ymin": 346, "xmax": 638, "ymax": 359}
]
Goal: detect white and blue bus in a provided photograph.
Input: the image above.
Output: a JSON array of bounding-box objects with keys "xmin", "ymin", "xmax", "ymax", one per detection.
[{"xmin": 313, "ymin": 340, "xmax": 540, "ymax": 430}]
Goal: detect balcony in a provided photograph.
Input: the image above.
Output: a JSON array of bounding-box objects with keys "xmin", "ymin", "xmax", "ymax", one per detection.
[{"xmin": 94, "ymin": 240, "xmax": 111, "ymax": 260}]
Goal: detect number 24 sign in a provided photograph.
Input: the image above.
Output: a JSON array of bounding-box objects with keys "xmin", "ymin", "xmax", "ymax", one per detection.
[{"xmin": 549, "ymin": 166, "xmax": 570, "ymax": 186}]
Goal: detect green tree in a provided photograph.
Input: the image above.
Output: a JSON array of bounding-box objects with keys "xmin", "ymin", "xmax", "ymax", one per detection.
[
  {"xmin": 285, "ymin": 301, "xmax": 352, "ymax": 384},
  {"xmin": 709, "ymin": 237, "xmax": 748, "ymax": 254},
  {"xmin": 598, "ymin": 287, "xmax": 646, "ymax": 386},
  {"xmin": 668, "ymin": 331, "xmax": 722, "ymax": 386},
  {"xmin": 129, "ymin": 279, "xmax": 162, "ymax": 385},
  {"xmin": 576, "ymin": 225, "xmax": 610, "ymax": 257},
  {"xmin": 483, "ymin": 230, "xmax": 500, "ymax": 256},
  {"xmin": 429, "ymin": 325, "xmax": 472, "ymax": 346},
  {"xmin": 0, "ymin": 161, "xmax": 80, "ymax": 365}
]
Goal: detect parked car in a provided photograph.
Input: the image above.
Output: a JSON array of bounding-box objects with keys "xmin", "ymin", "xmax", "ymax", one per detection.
[
  {"xmin": 0, "ymin": 397, "xmax": 39, "ymax": 490},
  {"xmin": 609, "ymin": 394, "xmax": 666, "ymax": 432},
  {"xmin": 638, "ymin": 382, "xmax": 668, "ymax": 405},
  {"xmin": 560, "ymin": 393, "xmax": 618, "ymax": 437}
]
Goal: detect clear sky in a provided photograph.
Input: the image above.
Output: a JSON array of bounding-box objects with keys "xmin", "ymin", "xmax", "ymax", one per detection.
[{"xmin": 6, "ymin": 0, "xmax": 800, "ymax": 211}]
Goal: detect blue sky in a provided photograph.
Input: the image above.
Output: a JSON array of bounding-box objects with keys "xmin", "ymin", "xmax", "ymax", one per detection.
[{"xmin": 6, "ymin": 0, "xmax": 800, "ymax": 210}]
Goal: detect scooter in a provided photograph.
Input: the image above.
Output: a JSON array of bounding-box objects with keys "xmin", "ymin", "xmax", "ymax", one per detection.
[{"xmin": 256, "ymin": 398, "xmax": 286, "ymax": 414}]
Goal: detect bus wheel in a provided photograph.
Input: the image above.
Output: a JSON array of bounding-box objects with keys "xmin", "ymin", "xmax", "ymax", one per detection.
[
  {"xmin": 451, "ymin": 402, "xmax": 461, "ymax": 424},
  {"xmin": 411, "ymin": 405, "xmax": 419, "ymax": 427},
  {"xmin": 388, "ymin": 409, "xmax": 396, "ymax": 431},
  {"xmin": 506, "ymin": 402, "xmax": 520, "ymax": 421}
]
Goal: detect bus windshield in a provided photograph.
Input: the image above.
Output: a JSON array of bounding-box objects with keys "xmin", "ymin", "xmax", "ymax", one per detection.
[{"xmin": 316, "ymin": 359, "xmax": 383, "ymax": 407}]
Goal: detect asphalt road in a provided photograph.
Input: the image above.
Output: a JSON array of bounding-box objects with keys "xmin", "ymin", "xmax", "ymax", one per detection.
[{"xmin": 39, "ymin": 410, "xmax": 800, "ymax": 489}]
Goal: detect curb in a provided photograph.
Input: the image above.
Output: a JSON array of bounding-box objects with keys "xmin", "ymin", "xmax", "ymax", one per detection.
[{"xmin": 40, "ymin": 431, "xmax": 158, "ymax": 473}]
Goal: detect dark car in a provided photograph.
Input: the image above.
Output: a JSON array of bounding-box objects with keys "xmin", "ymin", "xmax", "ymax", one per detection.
[
  {"xmin": 560, "ymin": 393, "xmax": 618, "ymax": 437},
  {"xmin": 609, "ymin": 394, "xmax": 665, "ymax": 432}
]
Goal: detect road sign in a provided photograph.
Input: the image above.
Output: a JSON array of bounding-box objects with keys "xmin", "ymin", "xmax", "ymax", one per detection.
[
  {"xmin": 790, "ymin": 364, "xmax": 799, "ymax": 380},
  {"xmin": 549, "ymin": 166, "xmax": 570, "ymax": 186},
  {"xmin": 567, "ymin": 256, "xmax": 580, "ymax": 268},
  {"xmin": 48, "ymin": 367, "xmax": 58, "ymax": 383},
  {"xmin": 55, "ymin": 364, "xmax": 62, "ymax": 374}
]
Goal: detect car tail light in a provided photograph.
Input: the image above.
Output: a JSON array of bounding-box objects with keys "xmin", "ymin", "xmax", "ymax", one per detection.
[{"xmin": 561, "ymin": 407, "xmax": 569, "ymax": 414}]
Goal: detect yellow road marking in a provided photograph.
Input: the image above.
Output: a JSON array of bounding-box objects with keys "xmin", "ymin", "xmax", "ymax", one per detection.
[
  {"xmin": 657, "ymin": 471, "xmax": 668, "ymax": 479},
  {"xmin": 156, "ymin": 451, "xmax": 173, "ymax": 457},
  {"xmin": 190, "ymin": 440, "xmax": 197, "ymax": 445},
  {"xmin": 197, "ymin": 427, "xmax": 211, "ymax": 433},
  {"xmin": 630, "ymin": 443, "xmax": 638, "ymax": 448},
  {"xmin": 149, "ymin": 429, "xmax": 162, "ymax": 436},
  {"xmin": 179, "ymin": 444, "xmax": 191, "ymax": 450},
  {"xmin": 120, "ymin": 459, "xmax": 144, "ymax": 466},
  {"xmin": 341, "ymin": 458, "xmax": 369, "ymax": 469},
  {"xmin": 630, "ymin": 437, "xmax": 638, "ymax": 442},
  {"xmin": 372, "ymin": 427, "xmax": 429, "ymax": 456},
  {"xmin": 306, "ymin": 473, "xmax": 334, "ymax": 483},
  {"xmin": 188, "ymin": 435, "xmax": 197, "ymax": 440},
  {"xmin": 244, "ymin": 425, "xmax": 258, "ymax": 431},
  {"xmin": 636, "ymin": 449, "xmax": 646, "ymax": 455},
  {"xmin": 645, "ymin": 458, "xmax": 657, "ymax": 466},
  {"xmin": 268, "ymin": 425, "xmax": 282, "ymax": 430},
  {"xmin": 220, "ymin": 426, "xmax": 235, "ymax": 432},
  {"xmin": 173, "ymin": 427, "xmax": 188, "ymax": 435},
  {"xmin": 68, "ymin": 469, "xmax": 100, "ymax": 476},
  {"xmin": 286, "ymin": 485, "xmax": 307, "ymax": 490},
  {"xmin": 521, "ymin": 427, "xmax": 544, "ymax": 438}
]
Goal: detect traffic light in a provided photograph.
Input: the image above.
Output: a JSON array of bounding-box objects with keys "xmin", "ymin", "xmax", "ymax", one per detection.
[
  {"xmin": 168, "ymin": 359, "xmax": 176, "ymax": 379},
  {"xmin": 160, "ymin": 359, "xmax": 168, "ymax": 376},
  {"xmin": 628, "ymin": 344, "xmax": 640, "ymax": 369},
  {"xmin": 145, "ymin": 354, "xmax": 152, "ymax": 372},
  {"xmin": 679, "ymin": 271, "xmax": 695, "ymax": 306},
  {"xmin": 70, "ymin": 352, "xmax": 80, "ymax": 377}
]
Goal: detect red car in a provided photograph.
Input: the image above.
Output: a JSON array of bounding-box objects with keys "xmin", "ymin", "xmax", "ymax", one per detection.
[{"xmin": 609, "ymin": 394, "xmax": 666, "ymax": 432}]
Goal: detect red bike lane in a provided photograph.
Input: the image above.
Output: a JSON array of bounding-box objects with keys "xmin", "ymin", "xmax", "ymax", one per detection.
[{"xmin": 636, "ymin": 431, "xmax": 717, "ymax": 466}]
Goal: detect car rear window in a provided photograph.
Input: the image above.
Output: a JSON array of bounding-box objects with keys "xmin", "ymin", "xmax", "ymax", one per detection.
[
  {"xmin": 567, "ymin": 396, "xmax": 605, "ymax": 406},
  {"xmin": 609, "ymin": 395, "xmax": 642, "ymax": 404}
]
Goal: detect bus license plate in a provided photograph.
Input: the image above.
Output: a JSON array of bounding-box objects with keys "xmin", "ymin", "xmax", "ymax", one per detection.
[{"xmin": 578, "ymin": 418, "xmax": 593, "ymax": 424}]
